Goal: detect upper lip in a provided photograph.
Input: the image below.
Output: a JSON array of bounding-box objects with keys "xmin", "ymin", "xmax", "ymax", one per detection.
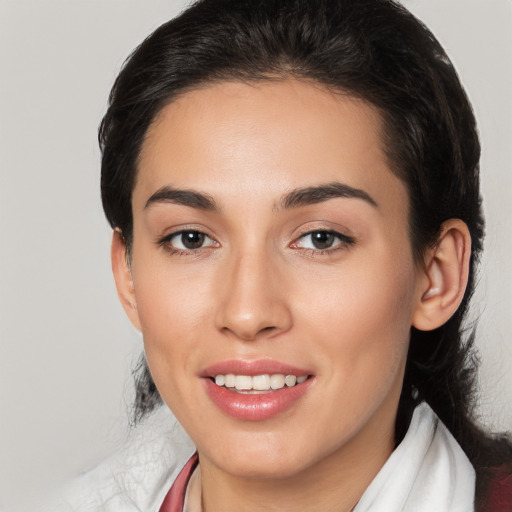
[{"xmin": 201, "ymin": 359, "xmax": 312, "ymax": 378}]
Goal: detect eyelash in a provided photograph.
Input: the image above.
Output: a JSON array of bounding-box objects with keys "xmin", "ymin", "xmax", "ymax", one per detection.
[
  {"xmin": 158, "ymin": 229, "xmax": 218, "ymax": 257},
  {"xmin": 158, "ymin": 229, "xmax": 355, "ymax": 257},
  {"xmin": 291, "ymin": 230, "xmax": 355, "ymax": 256}
]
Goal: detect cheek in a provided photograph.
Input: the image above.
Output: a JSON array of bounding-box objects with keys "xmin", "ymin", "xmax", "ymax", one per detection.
[
  {"xmin": 290, "ymin": 257, "xmax": 416, "ymax": 446},
  {"xmin": 295, "ymin": 250, "xmax": 416, "ymax": 380},
  {"xmin": 132, "ymin": 243, "xmax": 211, "ymax": 330},
  {"xmin": 130, "ymin": 258, "xmax": 213, "ymax": 389}
]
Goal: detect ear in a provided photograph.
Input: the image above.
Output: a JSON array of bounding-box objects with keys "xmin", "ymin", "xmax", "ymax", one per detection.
[
  {"xmin": 412, "ymin": 219, "xmax": 471, "ymax": 331},
  {"xmin": 111, "ymin": 229, "xmax": 142, "ymax": 331}
]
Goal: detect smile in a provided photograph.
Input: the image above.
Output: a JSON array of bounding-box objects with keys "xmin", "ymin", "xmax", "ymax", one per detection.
[
  {"xmin": 202, "ymin": 361, "xmax": 314, "ymax": 421},
  {"xmin": 213, "ymin": 373, "xmax": 308, "ymax": 392}
]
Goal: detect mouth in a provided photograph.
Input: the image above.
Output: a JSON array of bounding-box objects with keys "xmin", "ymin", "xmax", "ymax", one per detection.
[
  {"xmin": 210, "ymin": 373, "xmax": 309, "ymax": 394},
  {"xmin": 202, "ymin": 360, "xmax": 314, "ymax": 421}
]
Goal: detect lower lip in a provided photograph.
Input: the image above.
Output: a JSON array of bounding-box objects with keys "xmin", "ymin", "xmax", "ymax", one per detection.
[{"xmin": 204, "ymin": 378, "xmax": 312, "ymax": 421}]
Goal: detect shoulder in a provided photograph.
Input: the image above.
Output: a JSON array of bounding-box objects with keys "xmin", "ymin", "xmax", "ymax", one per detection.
[{"xmin": 42, "ymin": 407, "xmax": 195, "ymax": 512}]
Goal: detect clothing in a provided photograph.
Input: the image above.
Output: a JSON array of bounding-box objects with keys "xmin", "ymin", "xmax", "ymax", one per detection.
[
  {"xmin": 159, "ymin": 453, "xmax": 199, "ymax": 512},
  {"xmin": 482, "ymin": 465, "xmax": 512, "ymax": 512},
  {"xmin": 352, "ymin": 402, "xmax": 475, "ymax": 511},
  {"xmin": 48, "ymin": 402, "xmax": 477, "ymax": 512},
  {"xmin": 159, "ymin": 403, "xmax": 476, "ymax": 512},
  {"xmin": 46, "ymin": 407, "xmax": 195, "ymax": 512}
]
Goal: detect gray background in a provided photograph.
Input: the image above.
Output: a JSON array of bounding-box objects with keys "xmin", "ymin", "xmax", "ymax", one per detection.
[{"xmin": 1, "ymin": 0, "xmax": 511, "ymax": 509}]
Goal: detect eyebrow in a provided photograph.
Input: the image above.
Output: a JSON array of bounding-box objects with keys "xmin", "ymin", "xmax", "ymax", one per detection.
[
  {"xmin": 145, "ymin": 186, "xmax": 219, "ymax": 211},
  {"xmin": 144, "ymin": 181, "xmax": 377, "ymax": 213},
  {"xmin": 277, "ymin": 182, "xmax": 378, "ymax": 210}
]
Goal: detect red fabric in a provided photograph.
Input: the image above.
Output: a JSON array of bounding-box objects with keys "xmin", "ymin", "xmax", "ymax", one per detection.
[
  {"xmin": 483, "ymin": 466, "xmax": 512, "ymax": 512},
  {"xmin": 159, "ymin": 453, "xmax": 199, "ymax": 512}
]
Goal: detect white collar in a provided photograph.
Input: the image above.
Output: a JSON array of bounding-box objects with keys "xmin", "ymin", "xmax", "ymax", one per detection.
[{"xmin": 354, "ymin": 402, "xmax": 475, "ymax": 512}]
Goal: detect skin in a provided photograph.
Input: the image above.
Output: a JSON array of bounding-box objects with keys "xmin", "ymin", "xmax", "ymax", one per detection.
[{"xmin": 112, "ymin": 80, "xmax": 471, "ymax": 512}]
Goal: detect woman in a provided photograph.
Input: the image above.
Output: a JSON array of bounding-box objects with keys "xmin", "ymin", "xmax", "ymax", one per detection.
[{"xmin": 57, "ymin": 0, "xmax": 511, "ymax": 510}]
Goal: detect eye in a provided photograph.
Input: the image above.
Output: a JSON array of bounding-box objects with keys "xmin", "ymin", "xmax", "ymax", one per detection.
[
  {"xmin": 293, "ymin": 230, "xmax": 354, "ymax": 252},
  {"xmin": 160, "ymin": 230, "xmax": 218, "ymax": 252}
]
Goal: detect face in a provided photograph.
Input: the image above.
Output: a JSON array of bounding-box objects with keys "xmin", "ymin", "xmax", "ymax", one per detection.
[{"xmin": 121, "ymin": 80, "xmax": 426, "ymax": 479}]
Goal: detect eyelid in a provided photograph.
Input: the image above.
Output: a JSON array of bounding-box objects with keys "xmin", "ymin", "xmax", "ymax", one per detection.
[
  {"xmin": 294, "ymin": 230, "xmax": 353, "ymax": 245},
  {"xmin": 293, "ymin": 220, "xmax": 354, "ymax": 239},
  {"xmin": 157, "ymin": 223, "xmax": 216, "ymax": 241}
]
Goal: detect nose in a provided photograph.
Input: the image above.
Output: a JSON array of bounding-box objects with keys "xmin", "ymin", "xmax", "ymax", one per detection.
[{"xmin": 215, "ymin": 250, "xmax": 293, "ymax": 341}]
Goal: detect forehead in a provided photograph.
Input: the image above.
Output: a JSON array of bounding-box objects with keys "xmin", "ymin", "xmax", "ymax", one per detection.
[{"xmin": 136, "ymin": 79, "xmax": 408, "ymax": 218}]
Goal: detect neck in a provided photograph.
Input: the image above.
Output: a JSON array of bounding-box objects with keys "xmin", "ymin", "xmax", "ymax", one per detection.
[{"xmin": 197, "ymin": 409, "xmax": 397, "ymax": 512}]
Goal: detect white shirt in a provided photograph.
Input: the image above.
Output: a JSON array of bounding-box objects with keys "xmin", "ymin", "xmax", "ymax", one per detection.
[{"xmin": 45, "ymin": 402, "xmax": 475, "ymax": 512}]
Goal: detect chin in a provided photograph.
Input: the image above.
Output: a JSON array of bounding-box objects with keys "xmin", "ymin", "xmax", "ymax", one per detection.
[
  {"xmin": 223, "ymin": 456, "xmax": 311, "ymax": 480},
  {"xmin": 202, "ymin": 431, "xmax": 333, "ymax": 480}
]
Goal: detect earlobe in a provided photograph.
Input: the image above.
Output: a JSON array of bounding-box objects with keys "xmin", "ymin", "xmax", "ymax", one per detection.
[
  {"xmin": 412, "ymin": 219, "xmax": 471, "ymax": 331},
  {"xmin": 111, "ymin": 229, "xmax": 142, "ymax": 331}
]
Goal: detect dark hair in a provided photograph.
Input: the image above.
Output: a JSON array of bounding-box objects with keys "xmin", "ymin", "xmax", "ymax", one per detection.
[{"xmin": 99, "ymin": 0, "xmax": 511, "ymax": 505}]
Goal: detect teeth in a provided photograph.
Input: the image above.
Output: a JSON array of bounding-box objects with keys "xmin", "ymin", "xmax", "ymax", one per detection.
[
  {"xmin": 270, "ymin": 374, "xmax": 285, "ymax": 389},
  {"xmin": 284, "ymin": 375, "xmax": 297, "ymax": 387},
  {"xmin": 234, "ymin": 375, "xmax": 252, "ymax": 390},
  {"xmin": 213, "ymin": 373, "xmax": 308, "ymax": 391},
  {"xmin": 224, "ymin": 374, "xmax": 235, "ymax": 388},
  {"xmin": 253, "ymin": 374, "xmax": 271, "ymax": 390}
]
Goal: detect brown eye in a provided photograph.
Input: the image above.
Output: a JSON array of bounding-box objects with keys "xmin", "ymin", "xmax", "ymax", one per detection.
[
  {"xmin": 161, "ymin": 230, "xmax": 218, "ymax": 252},
  {"xmin": 180, "ymin": 231, "xmax": 206, "ymax": 249},
  {"xmin": 310, "ymin": 231, "xmax": 336, "ymax": 250},
  {"xmin": 293, "ymin": 230, "xmax": 355, "ymax": 253}
]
